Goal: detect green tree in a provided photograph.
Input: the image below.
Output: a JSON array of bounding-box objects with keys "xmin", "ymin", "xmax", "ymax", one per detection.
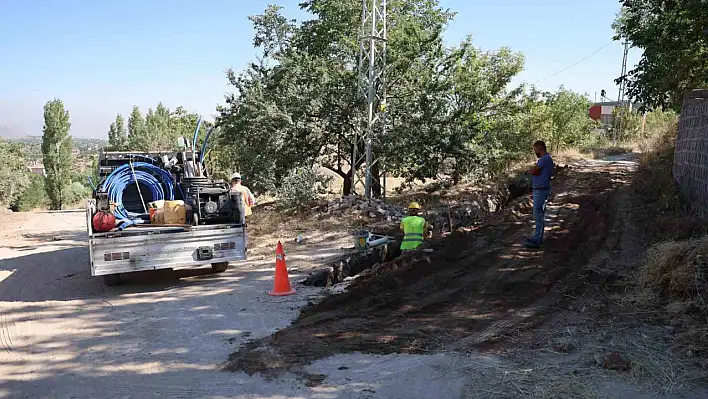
[
  {"xmin": 545, "ymin": 88, "xmax": 596, "ymax": 152},
  {"xmin": 216, "ymin": 1, "xmax": 527, "ymax": 195},
  {"xmin": 644, "ymin": 108, "xmax": 678, "ymax": 137},
  {"xmin": 610, "ymin": 106, "xmax": 643, "ymax": 142},
  {"xmin": 0, "ymin": 138, "xmax": 31, "ymax": 206},
  {"xmin": 127, "ymin": 105, "xmax": 149, "ymax": 151},
  {"xmin": 383, "ymin": 37, "xmax": 525, "ymax": 184},
  {"xmin": 613, "ymin": 1, "xmax": 708, "ymax": 111},
  {"xmin": 41, "ymin": 99, "xmax": 74, "ymax": 210},
  {"xmin": 145, "ymin": 102, "xmax": 172, "ymax": 150},
  {"xmin": 108, "ymin": 113, "xmax": 128, "ymax": 150},
  {"xmin": 12, "ymin": 174, "xmax": 47, "ymax": 211},
  {"xmin": 170, "ymin": 106, "xmax": 212, "ymax": 151},
  {"xmin": 118, "ymin": 104, "xmax": 206, "ymax": 151}
]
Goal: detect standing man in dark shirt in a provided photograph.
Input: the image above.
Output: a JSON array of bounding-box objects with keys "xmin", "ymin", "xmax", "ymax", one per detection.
[{"xmin": 526, "ymin": 140, "xmax": 554, "ymax": 248}]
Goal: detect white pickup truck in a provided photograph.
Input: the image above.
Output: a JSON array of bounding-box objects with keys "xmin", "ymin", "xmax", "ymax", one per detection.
[
  {"xmin": 86, "ymin": 150, "xmax": 248, "ymax": 285},
  {"xmin": 86, "ymin": 200, "xmax": 247, "ymax": 285}
]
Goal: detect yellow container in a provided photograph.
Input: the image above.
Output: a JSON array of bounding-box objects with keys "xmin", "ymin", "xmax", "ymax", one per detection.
[
  {"xmin": 163, "ymin": 200, "xmax": 186, "ymax": 224},
  {"xmin": 354, "ymin": 230, "xmax": 369, "ymax": 250}
]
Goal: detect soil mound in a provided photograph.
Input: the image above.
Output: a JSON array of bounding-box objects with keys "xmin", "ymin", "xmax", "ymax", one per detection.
[{"xmin": 226, "ymin": 167, "xmax": 618, "ymax": 376}]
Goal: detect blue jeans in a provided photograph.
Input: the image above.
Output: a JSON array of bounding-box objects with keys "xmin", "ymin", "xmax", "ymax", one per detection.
[{"xmin": 531, "ymin": 189, "xmax": 550, "ymax": 244}]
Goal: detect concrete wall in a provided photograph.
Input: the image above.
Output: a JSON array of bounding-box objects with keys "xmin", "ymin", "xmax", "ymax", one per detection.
[{"xmin": 673, "ymin": 89, "xmax": 708, "ymax": 214}]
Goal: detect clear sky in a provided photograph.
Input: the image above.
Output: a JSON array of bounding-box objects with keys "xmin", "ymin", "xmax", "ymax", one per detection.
[{"xmin": 0, "ymin": 0, "xmax": 639, "ymax": 138}]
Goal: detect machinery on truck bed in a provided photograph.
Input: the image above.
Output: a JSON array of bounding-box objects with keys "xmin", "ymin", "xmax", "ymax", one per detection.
[{"xmin": 86, "ymin": 125, "xmax": 248, "ymax": 286}]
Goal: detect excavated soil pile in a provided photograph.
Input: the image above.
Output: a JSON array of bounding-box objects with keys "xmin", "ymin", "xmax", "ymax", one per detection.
[{"xmin": 226, "ymin": 166, "xmax": 619, "ymax": 376}]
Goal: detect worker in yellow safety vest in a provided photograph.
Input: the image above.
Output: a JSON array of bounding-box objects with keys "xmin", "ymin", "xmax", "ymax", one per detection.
[{"xmin": 400, "ymin": 202, "xmax": 430, "ymax": 251}]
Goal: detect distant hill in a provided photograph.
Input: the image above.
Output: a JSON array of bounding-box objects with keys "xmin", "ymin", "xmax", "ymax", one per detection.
[
  {"xmin": 0, "ymin": 125, "xmax": 25, "ymax": 139},
  {"xmin": 5, "ymin": 136, "xmax": 108, "ymax": 160}
]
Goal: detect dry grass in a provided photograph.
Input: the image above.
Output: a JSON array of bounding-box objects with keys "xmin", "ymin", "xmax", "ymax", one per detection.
[
  {"xmin": 553, "ymin": 143, "xmax": 636, "ymax": 165},
  {"xmin": 590, "ymin": 144, "xmax": 635, "ymax": 158},
  {"xmin": 460, "ymin": 323, "xmax": 706, "ymax": 399},
  {"xmin": 644, "ymin": 239, "xmax": 708, "ymax": 299},
  {"xmin": 554, "ymin": 147, "xmax": 586, "ymax": 164},
  {"xmin": 624, "ymin": 125, "xmax": 708, "ymax": 361},
  {"xmin": 461, "ymin": 353, "xmax": 602, "ymax": 399},
  {"xmin": 632, "ymin": 126, "xmax": 692, "ymax": 223},
  {"xmin": 616, "ymin": 326, "xmax": 707, "ymax": 393},
  {"xmin": 641, "ymin": 238, "xmax": 708, "ymax": 356},
  {"xmin": 248, "ymin": 207, "xmax": 352, "ymax": 239}
]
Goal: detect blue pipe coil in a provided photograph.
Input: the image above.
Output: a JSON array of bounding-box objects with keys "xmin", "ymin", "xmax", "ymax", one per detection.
[
  {"xmin": 100, "ymin": 162, "xmax": 176, "ymax": 222},
  {"xmin": 117, "ymin": 219, "xmax": 146, "ymax": 230}
]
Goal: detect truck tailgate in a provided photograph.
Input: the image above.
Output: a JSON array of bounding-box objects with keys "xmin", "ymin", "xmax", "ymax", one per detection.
[{"xmin": 89, "ymin": 226, "xmax": 247, "ymax": 276}]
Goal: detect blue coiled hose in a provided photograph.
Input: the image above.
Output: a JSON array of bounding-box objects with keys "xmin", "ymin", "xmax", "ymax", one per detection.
[{"xmin": 100, "ymin": 162, "xmax": 177, "ymax": 224}]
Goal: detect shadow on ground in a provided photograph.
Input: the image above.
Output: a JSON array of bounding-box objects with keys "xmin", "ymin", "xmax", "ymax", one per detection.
[{"xmin": 0, "ymin": 232, "xmax": 347, "ymax": 398}]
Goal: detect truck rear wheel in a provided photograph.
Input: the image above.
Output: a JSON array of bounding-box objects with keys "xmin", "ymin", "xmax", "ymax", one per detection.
[
  {"xmin": 211, "ymin": 262, "xmax": 229, "ymax": 273},
  {"xmin": 103, "ymin": 274, "xmax": 120, "ymax": 286}
]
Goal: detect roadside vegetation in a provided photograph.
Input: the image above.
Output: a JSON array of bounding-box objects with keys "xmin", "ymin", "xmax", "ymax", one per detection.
[
  {"xmin": 1, "ymin": 0, "xmax": 690, "ymax": 216},
  {"xmin": 629, "ymin": 123, "xmax": 708, "ymax": 362}
]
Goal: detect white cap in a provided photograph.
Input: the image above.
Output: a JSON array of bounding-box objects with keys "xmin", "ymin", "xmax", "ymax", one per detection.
[{"xmin": 230, "ymin": 172, "xmax": 242, "ymax": 180}]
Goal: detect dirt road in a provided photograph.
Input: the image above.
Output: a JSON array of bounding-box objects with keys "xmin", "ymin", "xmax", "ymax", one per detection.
[
  {"xmin": 228, "ymin": 155, "xmax": 708, "ymax": 398},
  {"xmin": 0, "ymin": 211, "xmax": 476, "ymax": 398},
  {"xmin": 1, "ymin": 156, "xmax": 705, "ymax": 398},
  {"xmin": 0, "ymin": 211, "xmax": 350, "ymax": 398}
]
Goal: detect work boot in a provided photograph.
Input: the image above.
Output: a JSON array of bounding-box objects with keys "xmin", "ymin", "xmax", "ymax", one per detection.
[{"xmin": 524, "ymin": 238, "xmax": 541, "ymax": 248}]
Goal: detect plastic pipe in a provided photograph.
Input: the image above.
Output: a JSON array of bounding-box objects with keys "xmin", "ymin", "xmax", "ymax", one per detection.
[{"xmin": 192, "ymin": 116, "xmax": 203, "ymax": 150}]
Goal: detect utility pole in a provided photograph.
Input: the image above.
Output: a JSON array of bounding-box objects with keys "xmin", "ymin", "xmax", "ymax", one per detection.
[
  {"xmin": 615, "ymin": 39, "xmax": 629, "ymax": 145},
  {"xmin": 351, "ymin": 0, "xmax": 387, "ymax": 199}
]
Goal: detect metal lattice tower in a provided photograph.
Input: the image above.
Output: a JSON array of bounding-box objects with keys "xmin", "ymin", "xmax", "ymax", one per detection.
[
  {"xmin": 351, "ymin": 0, "xmax": 387, "ymax": 199},
  {"xmin": 614, "ymin": 39, "xmax": 629, "ymax": 145}
]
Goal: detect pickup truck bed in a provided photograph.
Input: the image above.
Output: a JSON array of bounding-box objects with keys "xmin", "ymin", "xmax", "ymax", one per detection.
[{"xmin": 86, "ymin": 201, "xmax": 248, "ymax": 285}]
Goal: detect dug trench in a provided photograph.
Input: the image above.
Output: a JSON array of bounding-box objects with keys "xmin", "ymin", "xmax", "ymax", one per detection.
[
  {"xmin": 301, "ymin": 170, "xmax": 543, "ymax": 288},
  {"xmin": 225, "ymin": 163, "xmax": 622, "ymax": 380}
]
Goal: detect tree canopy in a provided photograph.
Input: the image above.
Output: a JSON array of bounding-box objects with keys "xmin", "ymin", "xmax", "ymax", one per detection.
[
  {"xmin": 0, "ymin": 139, "xmax": 32, "ymax": 206},
  {"xmin": 41, "ymin": 99, "xmax": 74, "ymax": 210},
  {"xmin": 114, "ymin": 104, "xmax": 210, "ymax": 152},
  {"xmin": 613, "ymin": 0, "xmax": 708, "ymax": 111},
  {"xmin": 215, "ymin": 0, "xmax": 551, "ymax": 194},
  {"xmin": 108, "ymin": 114, "xmax": 127, "ymax": 150}
]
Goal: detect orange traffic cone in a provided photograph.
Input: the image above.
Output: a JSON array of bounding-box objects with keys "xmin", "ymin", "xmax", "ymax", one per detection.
[{"xmin": 268, "ymin": 241, "xmax": 296, "ymax": 296}]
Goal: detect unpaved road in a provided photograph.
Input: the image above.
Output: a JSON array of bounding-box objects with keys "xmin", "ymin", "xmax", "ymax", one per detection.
[
  {"xmin": 1, "ymin": 156, "xmax": 706, "ymax": 399},
  {"xmin": 0, "ymin": 211, "xmax": 474, "ymax": 398}
]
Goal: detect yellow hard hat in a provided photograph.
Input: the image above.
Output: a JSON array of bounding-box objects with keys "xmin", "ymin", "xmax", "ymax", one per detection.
[{"xmin": 408, "ymin": 202, "xmax": 421, "ymax": 210}]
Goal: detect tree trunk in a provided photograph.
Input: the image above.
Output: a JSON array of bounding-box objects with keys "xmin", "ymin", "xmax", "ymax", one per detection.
[
  {"xmin": 371, "ymin": 162, "xmax": 382, "ymax": 198},
  {"xmin": 323, "ymin": 165, "xmax": 352, "ymax": 196},
  {"xmin": 343, "ymin": 172, "xmax": 353, "ymax": 195},
  {"xmin": 452, "ymin": 169, "xmax": 461, "ymax": 185}
]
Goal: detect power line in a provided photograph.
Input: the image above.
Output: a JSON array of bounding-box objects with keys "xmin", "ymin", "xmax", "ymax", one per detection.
[{"xmin": 533, "ymin": 40, "xmax": 615, "ymax": 85}]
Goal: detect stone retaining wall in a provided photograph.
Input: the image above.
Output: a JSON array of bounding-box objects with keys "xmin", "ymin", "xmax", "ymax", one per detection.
[{"xmin": 674, "ymin": 89, "xmax": 708, "ymax": 215}]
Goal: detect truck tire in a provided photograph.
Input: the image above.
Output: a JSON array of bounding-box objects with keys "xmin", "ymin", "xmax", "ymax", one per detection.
[
  {"xmin": 103, "ymin": 274, "xmax": 120, "ymax": 286},
  {"xmin": 211, "ymin": 262, "xmax": 229, "ymax": 273}
]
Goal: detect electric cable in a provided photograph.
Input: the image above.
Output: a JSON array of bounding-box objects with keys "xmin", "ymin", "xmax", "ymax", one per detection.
[
  {"xmin": 100, "ymin": 162, "xmax": 176, "ymax": 223},
  {"xmin": 533, "ymin": 40, "xmax": 614, "ymax": 85}
]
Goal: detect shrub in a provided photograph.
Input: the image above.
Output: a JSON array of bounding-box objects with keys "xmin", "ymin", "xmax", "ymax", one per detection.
[
  {"xmin": 634, "ymin": 124, "xmax": 708, "ymax": 358},
  {"xmin": 276, "ymin": 167, "xmax": 332, "ymax": 213},
  {"xmin": 11, "ymin": 174, "xmax": 48, "ymax": 212},
  {"xmin": 64, "ymin": 181, "xmax": 91, "ymax": 207}
]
